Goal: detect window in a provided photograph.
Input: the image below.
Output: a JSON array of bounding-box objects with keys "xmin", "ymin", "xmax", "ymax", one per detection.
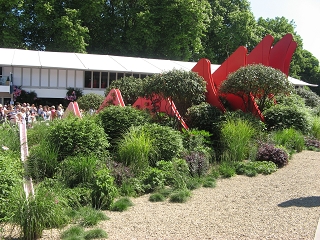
[
  {"xmin": 84, "ymin": 71, "xmax": 91, "ymax": 88},
  {"xmin": 93, "ymin": 72, "xmax": 100, "ymax": 88},
  {"xmin": 101, "ymin": 72, "xmax": 108, "ymax": 88},
  {"xmin": 109, "ymin": 72, "xmax": 117, "ymax": 86}
]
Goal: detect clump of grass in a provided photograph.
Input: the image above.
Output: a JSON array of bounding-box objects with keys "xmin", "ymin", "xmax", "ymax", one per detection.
[
  {"xmin": 202, "ymin": 176, "xmax": 216, "ymax": 188},
  {"xmin": 185, "ymin": 177, "xmax": 202, "ymax": 190},
  {"xmin": 61, "ymin": 226, "xmax": 85, "ymax": 239},
  {"xmin": 110, "ymin": 197, "xmax": 133, "ymax": 212},
  {"xmin": 272, "ymin": 128, "xmax": 305, "ymax": 153},
  {"xmin": 149, "ymin": 193, "xmax": 166, "ymax": 202},
  {"xmin": 84, "ymin": 228, "xmax": 108, "ymax": 239},
  {"xmin": 311, "ymin": 116, "xmax": 320, "ymax": 140},
  {"xmin": 158, "ymin": 188, "xmax": 173, "ymax": 197},
  {"xmin": 169, "ymin": 189, "xmax": 191, "ymax": 203},
  {"xmin": 78, "ymin": 207, "xmax": 109, "ymax": 227}
]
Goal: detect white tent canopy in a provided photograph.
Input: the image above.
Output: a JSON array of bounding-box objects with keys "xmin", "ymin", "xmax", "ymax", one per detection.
[{"xmin": 0, "ymin": 48, "xmax": 317, "ymax": 87}]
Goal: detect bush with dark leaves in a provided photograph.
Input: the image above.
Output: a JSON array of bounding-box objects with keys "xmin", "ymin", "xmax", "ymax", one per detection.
[
  {"xmin": 304, "ymin": 137, "xmax": 320, "ymax": 150},
  {"xmin": 184, "ymin": 151, "xmax": 209, "ymax": 177},
  {"xmin": 256, "ymin": 143, "xmax": 288, "ymax": 168}
]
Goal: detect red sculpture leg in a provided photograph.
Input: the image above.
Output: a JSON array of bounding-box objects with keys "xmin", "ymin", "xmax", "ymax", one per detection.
[
  {"xmin": 63, "ymin": 102, "xmax": 82, "ymax": 118},
  {"xmin": 283, "ymin": 40, "xmax": 297, "ymax": 76},
  {"xmin": 269, "ymin": 33, "xmax": 293, "ymax": 73},
  {"xmin": 192, "ymin": 58, "xmax": 225, "ymax": 112},
  {"xmin": 96, "ymin": 88, "xmax": 125, "ymax": 113},
  {"xmin": 247, "ymin": 35, "xmax": 274, "ymax": 66}
]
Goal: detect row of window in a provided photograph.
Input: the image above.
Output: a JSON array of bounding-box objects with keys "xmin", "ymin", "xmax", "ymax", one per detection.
[{"xmin": 84, "ymin": 71, "xmax": 149, "ymax": 89}]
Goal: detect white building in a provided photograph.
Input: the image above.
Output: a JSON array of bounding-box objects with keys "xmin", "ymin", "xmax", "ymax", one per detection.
[{"xmin": 0, "ymin": 48, "xmax": 317, "ymax": 105}]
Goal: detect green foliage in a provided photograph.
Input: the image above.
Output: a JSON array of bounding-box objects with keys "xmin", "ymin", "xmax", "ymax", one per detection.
[
  {"xmin": 274, "ymin": 93, "xmax": 306, "ymax": 108},
  {"xmin": 220, "ymin": 64, "xmax": 294, "ymax": 112},
  {"xmin": 110, "ymin": 197, "xmax": 134, "ymax": 212},
  {"xmin": 169, "ymin": 189, "xmax": 191, "ymax": 203},
  {"xmin": 149, "ymin": 193, "xmax": 166, "ymax": 202},
  {"xmin": 97, "ymin": 105, "xmax": 151, "ymax": 144},
  {"xmin": 256, "ymin": 144, "xmax": 289, "ymax": 168},
  {"xmin": 311, "ymin": 116, "xmax": 320, "ymax": 140},
  {"xmin": 91, "ymin": 168, "xmax": 118, "ymax": 210},
  {"xmin": 295, "ymin": 87, "xmax": 320, "ymax": 108},
  {"xmin": 77, "ymin": 93, "xmax": 104, "ymax": 111},
  {"xmin": 27, "ymin": 121, "xmax": 51, "ymax": 147},
  {"xmin": 236, "ymin": 161, "xmax": 277, "ymax": 176},
  {"xmin": 263, "ymin": 104, "xmax": 311, "ymax": 133},
  {"xmin": 116, "ymin": 126, "xmax": 156, "ymax": 174},
  {"xmin": 59, "ymin": 155, "xmax": 104, "ymax": 188},
  {"xmin": 185, "ymin": 102, "xmax": 223, "ymax": 136},
  {"xmin": 65, "ymin": 87, "xmax": 83, "ymax": 102},
  {"xmin": 272, "ymin": 128, "xmax": 305, "ymax": 153},
  {"xmin": 27, "ymin": 142, "xmax": 59, "ymax": 182},
  {"xmin": 61, "ymin": 226, "xmax": 85, "ymax": 240},
  {"xmin": 137, "ymin": 123, "xmax": 184, "ymax": 163},
  {"xmin": 84, "ymin": 228, "xmax": 108, "ymax": 240},
  {"xmin": 106, "ymin": 76, "xmax": 144, "ymax": 105},
  {"xmin": 143, "ymin": 70, "xmax": 207, "ymax": 117},
  {"xmin": 12, "ymin": 185, "xmax": 70, "ymax": 240},
  {"xmin": 139, "ymin": 167, "xmax": 166, "ymax": 193},
  {"xmin": 218, "ymin": 160, "xmax": 236, "ymax": 178},
  {"xmin": 0, "ymin": 151, "xmax": 23, "ymax": 222},
  {"xmin": 202, "ymin": 177, "xmax": 216, "ymax": 188},
  {"xmin": 220, "ymin": 118, "xmax": 256, "ymax": 162},
  {"xmin": 0, "ymin": 122, "xmax": 20, "ymax": 152},
  {"xmin": 48, "ymin": 115, "xmax": 110, "ymax": 160},
  {"xmin": 77, "ymin": 206, "xmax": 109, "ymax": 227}
]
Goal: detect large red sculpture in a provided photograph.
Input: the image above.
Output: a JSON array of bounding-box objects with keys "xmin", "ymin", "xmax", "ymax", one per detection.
[{"xmin": 192, "ymin": 34, "xmax": 297, "ymax": 121}]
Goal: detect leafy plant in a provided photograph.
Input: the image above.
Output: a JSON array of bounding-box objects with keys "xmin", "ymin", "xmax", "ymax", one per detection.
[
  {"xmin": 0, "ymin": 122, "xmax": 20, "ymax": 152},
  {"xmin": 77, "ymin": 93, "xmax": 104, "ymax": 111},
  {"xmin": 218, "ymin": 160, "xmax": 236, "ymax": 178},
  {"xmin": 110, "ymin": 197, "xmax": 133, "ymax": 211},
  {"xmin": 91, "ymin": 168, "xmax": 118, "ymax": 210},
  {"xmin": 139, "ymin": 167, "xmax": 166, "ymax": 193},
  {"xmin": 48, "ymin": 115, "xmax": 110, "ymax": 160},
  {"xmin": 256, "ymin": 143, "xmax": 288, "ymax": 168},
  {"xmin": 310, "ymin": 116, "xmax": 320, "ymax": 140},
  {"xmin": 272, "ymin": 128, "xmax": 305, "ymax": 153},
  {"xmin": 169, "ymin": 189, "xmax": 191, "ymax": 203},
  {"xmin": 295, "ymin": 87, "xmax": 320, "ymax": 108},
  {"xmin": 97, "ymin": 105, "xmax": 151, "ymax": 144},
  {"xmin": 184, "ymin": 151, "xmax": 209, "ymax": 177},
  {"xmin": 149, "ymin": 193, "xmax": 166, "ymax": 202},
  {"xmin": 304, "ymin": 136, "xmax": 320, "ymax": 151},
  {"xmin": 65, "ymin": 87, "xmax": 83, "ymax": 102},
  {"xmin": 236, "ymin": 161, "xmax": 277, "ymax": 176}
]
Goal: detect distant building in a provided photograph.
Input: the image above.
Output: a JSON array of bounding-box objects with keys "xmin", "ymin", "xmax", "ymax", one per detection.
[{"xmin": 0, "ymin": 48, "xmax": 317, "ymax": 105}]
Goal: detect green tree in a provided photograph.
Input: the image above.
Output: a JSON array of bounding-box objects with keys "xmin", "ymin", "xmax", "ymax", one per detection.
[
  {"xmin": 220, "ymin": 64, "xmax": 294, "ymax": 112},
  {"xmin": 203, "ymin": 0, "xmax": 259, "ymax": 63},
  {"xmin": 143, "ymin": 69, "xmax": 207, "ymax": 117},
  {"xmin": 77, "ymin": 93, "xmax": 104, "ymax": 111}
]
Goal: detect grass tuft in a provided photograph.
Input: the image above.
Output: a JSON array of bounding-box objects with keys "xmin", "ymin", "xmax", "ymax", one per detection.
[{"xmin": 110, "ymin": 197, "xmax": 134, "ymax": 212}]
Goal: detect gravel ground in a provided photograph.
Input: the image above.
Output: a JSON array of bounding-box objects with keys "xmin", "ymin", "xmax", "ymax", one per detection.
[{"xmin": 4, "ymin": 150, "xmax": 320, "ymax": 240}]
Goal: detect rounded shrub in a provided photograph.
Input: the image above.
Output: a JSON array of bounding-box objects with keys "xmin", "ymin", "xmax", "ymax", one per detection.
[
  {"xmin": 256, "ymin": 143, "xmax": 288, "ymax": 168},
  {"xmin": 137, "ymin": 123, "xmax": 184, "ymax": 163},
  {"xmin": 263, "ymin": 104, "xmax": 311, "ymax": 133},
  {"xmin": 97, "ymin": 105, "xmax": 151, "ymax": 144},
  {"xmin": 77, "ymin": 93, "xmax": 104, "ymax": 111},
  {"xmin": 48, "ymin": 115, "xmax": 110, "ymax": 160},
  {"xmin": 295, "ymin": 87, "xmax": 320, "ymax": 108}
]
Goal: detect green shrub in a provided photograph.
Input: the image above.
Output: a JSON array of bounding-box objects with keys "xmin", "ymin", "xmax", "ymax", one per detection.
[
  {"xmin": 91, "ymin": 168, "xmax": 118, "ymax": 210},
  {"xmin": 295, "ymin": 87, "xmax": 320, "ymax": 108},
  {"xmin": 0, "ymin": 151, "xmax": 23, "ymax": 222},
  {"xmin": 0, "ymin": 122, "xmax": 20, "ymax": 152},
  {"xmin": 63, "ymin": 186, "xmax": 93, "ymax": 209},
  {"xmin": 61, "ymin": 226, "xmax": 85, "ymax": 240},
  {"xmin": 139, "ymin": 167, "xmax": 166, "ymax": 193},
  {"xmin": 97, "ymin": 105, "xmax": 151, "ymax": 144},
  {"xmin": 78, "ymin": 206, "xmax": 109, "ymax": 227},
  {"xmin": 185, "ymin": 102, "xmax": 223, "ymax": 136},
  {"xmin": 149, "ymin": 193, "xmax": 166, "ymax": 202},
  {"xmin": 12, "ymin": 185, "xmax": 70, "ymax": 240},
  {"xmin": 220, "ymin": 118, "xmax": 256, "ymax": 161},
  {"xmin": 137, "ymin": 123, "xmax": 184, "ymax": 163},
  {"xmin": 117, "ymin": 126, "xmax": 156, "ymax": 174},
  {"xmin": 263, "ymin": 104, "xmax": 311, "ymax": 133},
  {"xmin": 48, "ymin": 116, "xmax": 110, "ymax": 160},
  {"xmin": 119, "ymin": 178, "xmax": 145, "ymax": 197},
  {"xmin": 77, "ymin": 93, "xmax": 104, "ymax": 111},
  {"xmin": 84, "ymin": 228, "xmax": 108, "ymax": 240},
  {"xmin": 27, "ymin": 142, "xmax": 59, "ymax": 182},
  {"xmin": 110, "ymin": 197, "xmax": 133, "ymax": 211},
  {"xmin": 311, "ymin": 116, "xmax": 320, "ymax": 140},
  {"xmin": 236, "ymin": 161, "xmax": 277, "ymax": 176},
  {"xmin": 256, "ymin": 143, "xmax": 288, "ymax": 168},
  {"xmin": 272, "ymin": 128, "xmax": 305, "ymax": 153},
  {"xmin": 169, "ymin": 189, "xmax": 191, "ymax": 203},
  {"xmin": 59, "ymin": 155, "xmax": 104, "ymax": 188}
]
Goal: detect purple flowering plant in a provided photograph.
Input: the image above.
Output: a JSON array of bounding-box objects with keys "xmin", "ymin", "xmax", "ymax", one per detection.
[{"xmin": 65, "ymin": 87, "xmax": 83, "ymax": 102}]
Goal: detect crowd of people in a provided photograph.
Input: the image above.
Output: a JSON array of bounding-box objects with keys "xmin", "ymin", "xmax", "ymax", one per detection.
[{"xmin": 0, "ymin": 102, "xmax": 65, "ymax": 127}]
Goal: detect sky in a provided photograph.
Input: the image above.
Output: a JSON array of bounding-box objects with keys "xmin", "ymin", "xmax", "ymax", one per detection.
[{"xmin": 249, "ymin": 0, "xmax": 320, "ymax": 62}]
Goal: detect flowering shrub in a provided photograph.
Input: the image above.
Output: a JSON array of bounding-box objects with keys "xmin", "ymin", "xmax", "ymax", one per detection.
[
  {"xmin": 13, "ymin": 85, "xmax": 37, "ymax": 103},
  {"xmin": 65, "ymin": 87, "xmax": 83, "ymax": 102},
  {"xmin": 13, "ymin": 85, "xmax": 22, "ymax": 101}
]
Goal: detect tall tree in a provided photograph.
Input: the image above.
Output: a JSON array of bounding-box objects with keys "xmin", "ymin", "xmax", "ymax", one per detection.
[{"xmin": 203, "ymin": 0, "xmax": 259, "ymax": 63}]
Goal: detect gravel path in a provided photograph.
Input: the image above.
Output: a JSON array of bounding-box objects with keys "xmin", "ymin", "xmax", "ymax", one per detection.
[
  {"xmin": 5, "ymin": 150, "xmax": 320, "ymax": 239},
  {"xmin": 100, "ymin": 150, "xmax": 320, "ymax": 240}
]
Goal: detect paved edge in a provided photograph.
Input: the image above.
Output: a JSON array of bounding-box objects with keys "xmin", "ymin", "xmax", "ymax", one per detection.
[{"xmin": 315, "ymin": 216, "xmax": 320, "ymax": 240}]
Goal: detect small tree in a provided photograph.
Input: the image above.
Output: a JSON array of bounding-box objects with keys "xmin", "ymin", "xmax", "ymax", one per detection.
[
  {"xmin": 77, "ymin": 93, "xmax": 104, "ymax": 111},
  {"xmin": 142, "ymin": 69, "xmax": 207, "ymax": 117},
  {"xmin": 220, "ymin": 64, "xmax": 294, "ymax": 112}
]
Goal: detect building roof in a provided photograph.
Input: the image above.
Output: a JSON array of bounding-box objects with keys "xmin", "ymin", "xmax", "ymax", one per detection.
[{"xmin": 0, "ymin": 48, "xmax": 317, "ymax": 87}]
